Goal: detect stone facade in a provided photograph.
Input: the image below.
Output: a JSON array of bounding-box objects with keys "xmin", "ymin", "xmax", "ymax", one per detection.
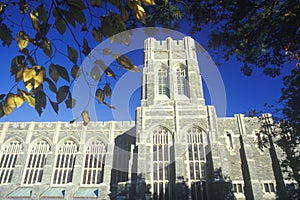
[{"xmin": 0, "ymin": 37, "xmax": 287, "ymax": 199}]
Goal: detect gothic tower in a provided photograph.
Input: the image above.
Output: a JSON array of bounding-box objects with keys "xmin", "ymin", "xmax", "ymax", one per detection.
[{"xmin": 135, "ymin": 37, "xmax": 215, "ymax": 199}]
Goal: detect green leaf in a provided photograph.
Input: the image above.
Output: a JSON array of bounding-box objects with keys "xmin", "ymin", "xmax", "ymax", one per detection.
[
  {"xmin": 91, "ymin": 0, "xmax": 101, "ymax": 7},
  {"xmin": 0, "ymin": 103, "xmax": 4, "ymax": 118},
  {"xmin": 65, "ymin": 97, "xmax": 76, "ymax": 108},
  {"xmin": 35, "ymin": 90, "xmax": 46, "ymax": 116},
  {"xmin": 10, "ymin": 55, "xmax": 26, "ymax": 82},
  {"xmin": 0, "ymin": 94, "xmax": 5, "ymax": 101},
  {"xmin": 67, "ymin": 46, "xmax": 78, "ymax": 64},
  {"xmin": 0, "ymin": 23, "xmax": 13, "ymax": 47},
  {"xmin": 44, "ymin": 77, "xmax": 57, "ymax": 93},
  {"xmin": 49, "ymin": 99, "xmax": 59, "ymax": 114},
  {"xmin": 71, "ymin": 8, "xmax": 85, "ymax": 24},
  {"xmin": 67, "ymin": 0, "xmax": 86, "ymax": 10},
  {"xmin": 49, "ymin": 64, "xmax": 59, "ymax": 82},
  {"xmin": 36, "ymin": 4, "xmax": 48, "ymax": 23},
  {"xmin": 56, "ymin": 85, "xmax": 69, "ymax": 103},
  {"xmin": 56, "ymin": 65, "xmax": 70, "ymax": 82},
  {"xmin": 40, "ymin": 39, "xmax": 52, "ymax": 58},
  {"xmin": 55, "ymin": 18, "xmax": 66, "ymax": 35}
]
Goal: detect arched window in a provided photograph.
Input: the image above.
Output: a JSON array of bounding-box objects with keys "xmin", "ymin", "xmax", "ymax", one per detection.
[
  {"xmin": 157, "ymin": 68, "xmax": 168, "ymax": 96},
  {"xmin": 82, "ymin": 140, "xmax": 106, "ymax": 185},
  {"xmin": 0, "ymin": 140, "xmax": 23, "ymax": 184},
  {"xmin": 23, "ymin": 140, "xmax": 50, "ymax": 184},
  {"xmin": 53, "ymin": 139, "xmax": 78, "ymax": 185},
  {"xmin": 176, "ymin": 67, "xmax": 188, "ymax": 96},
  {"xmin": 187, "ymin": 127, "xmax": 206, "ymax": 181},
  {"xmin": 152, "ymin": 126, "xmax": 174, "ymax": 199},
  {"xmin": 187, "ymin": 126, "xmax": 206, "ymax": 200}
]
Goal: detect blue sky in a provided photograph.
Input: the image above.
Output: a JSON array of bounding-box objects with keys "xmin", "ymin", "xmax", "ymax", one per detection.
[{"xmin": 0, "ymin": 8, "xmax": 293, "ymax": 122}]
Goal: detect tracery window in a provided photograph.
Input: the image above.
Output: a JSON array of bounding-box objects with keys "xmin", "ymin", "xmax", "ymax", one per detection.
[
  {"xmin": 158, "ymin": 68, "xmax": 168, "ymax": 96},
  {"xmin": 187, "ymin": 126, "xmax": 206, "ymax": 199},
  {"xmin": 176, "ymin": 67, "xmax": 188, "ymax": 95},
  {"xmin": 0, "ymin": 140, "xmax": 23, "ymax": 184},
  {"xmin": 152, "ymin": 127, "xmax": 173, "ymax": 199},
  {"xmin": 23, "ymin": 140, "xmax": 50, "ymax": 184},
  {"xmin": 82, "ymin": 140, "xmax": 106, "ymax": 185},
  {"xmin": 53, "ymin": 139, "xmax": 78, "ymax": 185}
]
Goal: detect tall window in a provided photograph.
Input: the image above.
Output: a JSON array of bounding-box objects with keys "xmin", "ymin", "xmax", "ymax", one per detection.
[
  {"xmin": 176, "ymin": 68, "xmax": 188, "ymax": 95},
  {"xmin": 187, "ymin": 127, "xmax": 206, "ymax": 200},
  {"xmin": 158, "ymin": 68, "xmax": 168, "ymax": 96},
  {"xmin": 82, "ymin": 140, "xmax": 106, "ymax": 185},
  {"xmin": 53, "ymin": 140, "xmax": 78, "ymax": 185},
  {"xmin": 0, "ymin": 140, "xmax": 22, "ymax": 184},
  {"xmin": 153, "ymin": 127, "xmax": 173, "ymax": 199},
  {"xmin": 23, "ymin": 140, "xmax": 50, "ymax": 184}
]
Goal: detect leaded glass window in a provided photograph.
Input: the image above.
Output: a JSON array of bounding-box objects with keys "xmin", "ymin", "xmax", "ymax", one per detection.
[
  {"xmin": 23, "ymin": 140, "xmax": 50, "ymax": 184},
  {"xmin": 0, "ymin": 140, "xmax": 22, "ymax": 184},
  {"xmin": 176, "ymin": 68, "xmax": 188, "ymax": 95},
  {"xmin": 53, "ymin": 140, "xmax": 78, "ymax": 185},
  {"xmin": 82, "ymin": 140, "xmax": 106, "ymax": 185},
  {"xmin": 158, "ymin": 68, "xmax": 168, "ymax": 96}
]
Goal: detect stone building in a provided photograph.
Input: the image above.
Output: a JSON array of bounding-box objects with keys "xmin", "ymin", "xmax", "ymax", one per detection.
[{"xmin": 0, "ymin": 37, "xmax": 288, "ymax": 199}]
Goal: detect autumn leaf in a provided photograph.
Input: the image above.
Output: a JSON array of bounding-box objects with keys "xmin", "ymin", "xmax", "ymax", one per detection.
[
  {"xmin": 114, "ymin": 53, "xmax": 140, "ymax": 71},
  {"xmin": 17, "ymin": 31, "xmax": 29, "ymax": 51},
  {"xmin": 141, "ymin": 0, "xmax": 155, "ymax": 6},
  {"xmin": 68, "ymin": 46, "xmax": 78, "ymax": 64},
  {"xmin": 103, "ymin": 48, "xmax": 112, "ymax": 55},
  {"xmin": 95, "ymin": 88, "xmax": 104, "ymax": 103},
  {"xmin": 10, "ymin": 55, "xmax": 26, "ymax": 82},
  {"xmin": 104, "ymin": 101, "xmax": 115, "ymax": 109},
  {"xmin": 81, "ymin": 110, "xmax": 90, "ymax": 126},
  {"xmin": 30, "ymin": 9, "xmax": 40, "ymax": 32},
  {"xmin": 92, "ymin": 27, "xmax": 102, "ymax": 42},
  {"xmin": 104, "ymin": 83, "xmax": 112, "ymax": 98},
  {"xmin": 90, "ymin": 65, "xmax": 101, "ymax": 81},
  {"xmin": 71, "ymin": 65, "xmax": 80, "ymax": 79},
  {"xmin": 20, "ymin": 90, "xmax": 35, "ymax": 108}
]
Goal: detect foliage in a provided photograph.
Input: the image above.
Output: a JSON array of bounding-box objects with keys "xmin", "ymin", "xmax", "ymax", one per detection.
[
  {"xmin": 186, "ymin": 0, "xmax": 300, "ymax": 77},
  {"xmin": 0, "ymin": 0, "xmax": 299, "ymax": 125},
  {"xmin": 0, "ymin": 0, "xmax": 152, "ymax": 124}
]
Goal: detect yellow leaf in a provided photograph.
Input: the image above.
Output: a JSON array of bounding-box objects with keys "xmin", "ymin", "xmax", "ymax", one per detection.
[
  {"xmin": 30, "ymin": 9, "xmax": 40, "ymax": 32},
  {"xmin": 23, "ymin": 67, "xmax": 36, "ymax": 83},
  {"xmin": 21, "ymin": 90, "xmax": 35, "ymax": 108},
  {"xmin": 14, "ymin": 95, "xmax": 24, "ymax": 108},
  {"xmin": 90, "ymin": 65, "xmax": 101, "ymax": 81},
  {"xmin": 33, "ymin": 66, "xmax": 45, "ymax": 89},
  {"xmin": 25, "ymin": 82, "xmax": 33, "ymax": 92},
  {"xmin": 141, "ymin": 0, "xmax": 155, "ymax": 6},
  {"xmin": 81, "ymin": 110, "xmax": 90, "ymax": 126},
  {"xmin": 3, "ymin": 94, "xmax": 17, "ymax": 115},
  {"xmin": 17, "ymin": 31, "xmax": 29, "ymax": 51},
  {"xmin": 135, "ymin": 4, "xmax": 146, "ymax": 24}
]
